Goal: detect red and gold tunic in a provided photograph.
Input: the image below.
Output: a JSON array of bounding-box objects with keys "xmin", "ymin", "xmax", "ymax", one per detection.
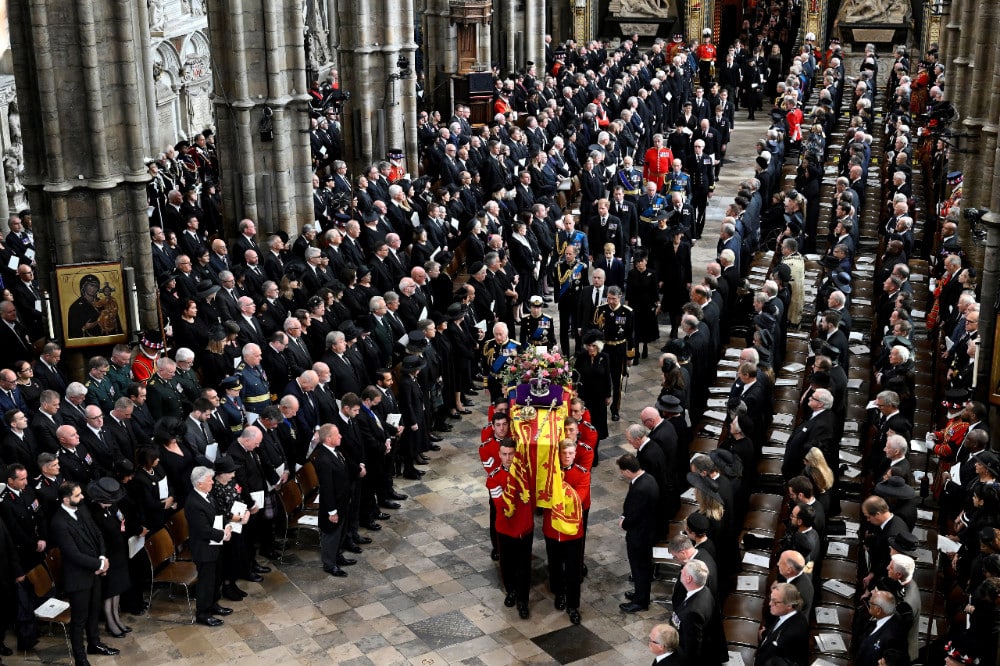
[
  {"xmin": 131, "ymin": 352, "xmax": 158, "ymax": 384},
  {"xmin": 643, "ymin": 146, "xmax": 674, "ymax": 190},
  {"xmin": 696, "ymin": 43, "xmax": 717, "ymax": 63}
]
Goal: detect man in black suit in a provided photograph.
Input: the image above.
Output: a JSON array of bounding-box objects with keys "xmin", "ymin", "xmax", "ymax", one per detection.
[
  {"xmin": 186, "ymin": 466, "xmax": 233, "ymax": 626},
  {"xmin": 776, "ymin": 550, "xmax": 814, "ymax": 618},
  {"xmin": 854, "ymin": 590, "xmax": 908, "ymax": 666},
  {"xmin": 755, "ymin": 583, "xmax": 810, "ymax": 666},
  {"xmin": 31, "ymin": 389, "xmax": 63, "ymax": 455},
  {"xmin": 668, "ymin": 535, "xmax": 719, "ymax": 606},
  {"xmin": 648, "ymin": 623, "xmax": 686, "ymax": 666},
  {"xmin": 576, "ymin": 269, "xmax": 607, "ymax": 343},
  {"xmin": 10, "ymin": 265, "xmax": 46, "ymax": 340},
  {"xmin": 56, "ymin": 426, "xmax": 98, "ymax": 486},
  {"xmin": 1, "ymin": 463, "xmax": 47, "ymax": 569},
  {"xmin": 314, "ymin": 423, "xmax": 352, "ymax": 576},
  {"xmin": 673, "ymin": 559, "xmax": 729, "ymax": 663},
  {"xmin": 782, "ymin": 388, "xmax": 836, "ymax": 479},
  {"xmin": 0, "ymin": 301, "xmax": 34, "ymax": 369},
  {"xmin": 782, "ymin": 502, "xmax": 822, "ymax": 566},
  {"xmin": 627, "ymin": 424, "xmax": 674, "ymax": 538},
  {"xmin": 617, "ymin": 453, "xmax": 659, "ymax": 612},
  {"xmin": 3, "ymin": 409, "xmax": 40, "ymax": 476},
  {"xmin": 228, "ymin": 426, "xmax": 271, "ymax": 581},
  {"xmin": 231, "ymin": 219, "xmax": 260, "ymax": 266},
  {"xmin": 862, "ymin": 496, "xmax": 909, "ymax": 590},
  {"xmin": 34, "ymin": 343, "xmax": 69, "ymax": 395},
  {"xmin": 50, "ymin": 482, "xmax": 120, "ymax": 665}
]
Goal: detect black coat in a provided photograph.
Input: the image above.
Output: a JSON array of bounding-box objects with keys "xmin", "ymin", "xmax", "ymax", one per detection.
[
  {"xmin": 675, "ymin": 586, "xmax": 729, "ymax": 663},
  {"xmin": 313, "ymin": 444, "xmax": 351, "ymax": 533},
  {"xmin": 755, "ymin": 611, "xmax": 810, "ymax": 666},
  {"xmin": 50, "ymin": 504, "xmax": 106, "ymax": 593},
  {"xmin": 186, "ymin": 489, "xmax": 225, "ymax": 562}
]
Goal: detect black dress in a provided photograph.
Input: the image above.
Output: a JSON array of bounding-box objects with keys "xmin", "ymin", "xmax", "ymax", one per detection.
[
  {"xmin": 198, "ymin": 350, "xmax": 232, "ymax": 391},
  {"xmin": 658, "ymin": 239, "xmax": 692, "ymax": 320},
  {"xmin": 173, "ymin": 317, "xmax": 209, "ymax": 354},
  {"xmin": 575, "ymin": 350, "xmax": 612, "ymax": 440},
  {"xmin": 16, "ymin": 379, "xmax": 43, "ymax": 411},
  {"xmin": 625, "ymin": 267, "xmax": 660, "ymax": 344},
  {"xmin": 158, "ymin": 444, "xmax": 195, "ymax": 508},
  {"xmin": 127, "ymin": 466, "xmax": 171, "ymax": 533},
  {"xmin": 89, "ymin": 501, "xmax": 131, "ymax": 598},
  {"xmin": 209, "ymin": 478, "xmax": 248, "ymax": 584}
]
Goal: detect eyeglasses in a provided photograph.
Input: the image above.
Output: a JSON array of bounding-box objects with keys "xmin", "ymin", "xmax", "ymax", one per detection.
[{"xmin": 648, "ymin": 639, "xmax": 663, "ymax": 646}]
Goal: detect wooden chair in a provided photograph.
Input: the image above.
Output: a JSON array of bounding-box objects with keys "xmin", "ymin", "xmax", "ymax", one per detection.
[
  {"xmin": 278, "ymin": 480, "xmax": 322, "ymax": 560},
  {"xmin": 295, "ymin": 461, "xmax": 321, "ymax": 513},
  {"xmin": 43, "ymin": 547, "xmax": 63, "ymax": 592},
  {"xmin": 748, "ymin": 493, "xmax": 784, "ymax": 514},
  {"xmin": 724, "ymin": 618, "xmax": 764, "ymax": 648},
  {"xmin": 25, "ymin": 564, "xmax": 73, "ymax": 662},
  {"xmin": 165, "ymin": 509, "xmax": 193, "ymax": 561},
  {"xmin": 144, "ymin": 528, "xmax": 198, "ymax": 623},
  {"xmin": 723, "ymin": 594, "xmax": 766, "ymax": 621}
]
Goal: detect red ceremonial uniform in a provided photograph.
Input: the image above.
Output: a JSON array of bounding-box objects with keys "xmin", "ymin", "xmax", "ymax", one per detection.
[
  {"xmin": 493, "ymin": 470, "xmax": 534, "ymax": 538},
  {"xmin": 542, "ymin": 464, "xmax": 591, "ymax": 540},
  {"xmin": 643, "ymin": 146, "xmax": 674, "ymax": 190},
  {"xmin": 494, "ymin": 97, "xmax": 512, "ymax": 116},
  {"xmin": 696, "ymin": 43, "xmax": 717, "ymax": 63},
  {"xmin": 131, "ymin": 353, "xmax": 157, "ymax": 384},
  {"xmin": 388, "ymin": 164, "xmax": 405, "ymax": 183},
  {"xmin": 575, "ymin": 420, "xmax": 598, "ymax": 471},
  {"xmin": 479, "ymin": 437, "xmax": 501, "ymax": 476},
  {"xmin": 786, "ymin": 107, "xmax": 803, "ymax": 142}
]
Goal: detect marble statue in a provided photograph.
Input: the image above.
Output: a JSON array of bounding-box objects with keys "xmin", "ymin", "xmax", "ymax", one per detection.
[{"xmin": 835, "ymin": 0, "xmax": 911, "ymax": 24}]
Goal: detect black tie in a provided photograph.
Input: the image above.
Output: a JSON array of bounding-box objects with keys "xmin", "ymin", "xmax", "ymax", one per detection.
[{"xmin": 201, "ymin": 422, "xmax": 212, "ymax": 444}]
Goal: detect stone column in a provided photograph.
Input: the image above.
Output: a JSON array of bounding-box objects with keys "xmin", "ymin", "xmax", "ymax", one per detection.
[
  {"xmin": 959, "ymin": 0, "xmax": 997, "ymax": 211},
  {"xmin": 977, "ymin": 211, "xmax": 1000, "ymax": 443},
  {"xmin": 206, "ymin": 0, "xmax": 314, "ymax": 237},
  {"xmin": 525, "ymin": 0, "xmax": 546, "ymax": 73},
  {"xmin": 7, "ymin": 0, "xmax": 159, "ymax": 329}
]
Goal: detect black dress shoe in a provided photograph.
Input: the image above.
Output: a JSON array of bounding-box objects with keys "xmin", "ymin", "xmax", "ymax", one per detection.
[
  {"xmin": 222, "ymin": 585, "xmax": 245, "ymax": 601},
  {"xmin": 104, "ymin": 624, "xmax": 125, "ymax": 638},
  {"xmin": 490, "ymin": 548, "xmax": 500, "ymax": 561},
  {"xmin": 464, "ymin": 390, "xmax": 478, "ymax": 397},
  {"xmin": 209, "ymin": 605, "xmax": 233, "ymax": 616},
  {"xmin": 380, "ymin": 501, "xmax": 401, "ymax": 509},
  {"xmin": 120, "ymin": 625, "xmax": 133, "ymax": 633},
  {"xmin": 428, "ymin": 434, "xmax": 444, "ymax": 442},
  {"xmin": 461, "ymin": 398, "xmax": 475, "ymax": 406},
  {"xmin": 611, "ymin": 413, "xmax": 620, "ymax": 422},
  {"xmin": 244, "ymin": 572, "xmax": 264, "ymax": 583},
  {"xmin": 403, "ymin": 471, "xmax": 424, "ymax": 480},
  {"xmin": 337, "ymin": 556, "xmax": 357, "ymax": 566},
  {"xmin": 619, "ymin": 602, "xmax": 648, "ymax": 613},
  {"xmin": 389, "ymin": 491, "xmax": 408, "ymax": 500},
  {"xmin": 517, "ymin": 604, "xmax": 529, "ymax": 619},
  {"xmin": 88, "ymin": 642, "xmax": 121, "ymax": 656},
  {"xmin": 343, "ymin": 544, "xmax": 363, "ymax": 553},
  {"xmin": 428, "ymin": 444, "xmax": 441, "ymax": 451},
  {"xmin": 504, "ymin": 593, "xmax": 516, "ymax": 607},
  {"xmin": 567, "ymin": 608, "xmax": 582, "ymax": 625},
  {"xmin": 448, "ymin": 412, "xmax": 462, "ymax": 420},
  {"xmin": 375, "ymin": 512, "xmax": 391, "ymax": 520},
  {"xmin": 252, "ymin": 563, "xmax": 271, "ymax": 574},
  {"xmin": 554, "ymin": 595, "xmax": 566, "ymax": 610},
  {"xmin": 581, "ymin": 564, "xmax": 589, "ymax": 578},
  {"xmin": 324, "ymin": 567, "xmax": 348, "ymax": 577},
  {"xmin": 436, "ymin": 423, "xmax": 453, "ymax": 432},
  {"xmin": 196, "ymin": 616, "xmax": 224, "ymax": 627},
  {"xmin": 457, "ymin": 409, "xmax": 472, "ymax": 415},
  {"xmin": 362, "ymin": 522, "xmax": 382, "ymax": 531},
  {"xmin": 414, "ymin": 457, "xmax": 429, "ymax": 465}
]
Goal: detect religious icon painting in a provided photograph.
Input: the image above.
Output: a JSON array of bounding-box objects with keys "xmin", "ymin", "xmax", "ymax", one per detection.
[{"xmin": 55, "ymin": 261, "xmax": 128, "ymax": 348}]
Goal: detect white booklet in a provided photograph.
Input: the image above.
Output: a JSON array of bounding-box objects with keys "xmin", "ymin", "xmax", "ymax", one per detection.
[{"xmin": 35, "ymin": 598, "xmax": 70, "ymax": 619}]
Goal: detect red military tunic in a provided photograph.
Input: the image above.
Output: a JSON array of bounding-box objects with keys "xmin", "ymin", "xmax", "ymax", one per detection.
[
  {"xmin": 542, "ymin": 464, "xmax": 591, "ymax": 541},
  {"xmin": 643, "ymin": 146, "xmax": 674, "ymax": 190},
  {"xmin": 696, "ymin": 43, "xmax": 717, "ymax": 64},
  {"xmin": 491, "ymin": 467, "xmax": 534, "ymax": 538},
  {"xmin": 575, "ymin": 420, "xmax": 598, "ymax": 471},
  {"xmin": 479, "ymin": 436, "xmax": 501, "ymax": 477},
  {"xmin": 131, "ymin": 352, "xmax": 158, "ymax": 384}
]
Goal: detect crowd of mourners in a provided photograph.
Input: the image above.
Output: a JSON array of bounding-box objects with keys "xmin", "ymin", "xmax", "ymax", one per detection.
[{"xmin": 0, "ymin": 15, "xmax": 993, "ymax": 666}]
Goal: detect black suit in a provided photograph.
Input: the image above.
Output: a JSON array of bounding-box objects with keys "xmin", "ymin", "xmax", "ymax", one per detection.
[
  {"xmin": 636, "ymin": 441, "xmax": 675, "ymax": 538},
  {"xmin": 622, "ymin": 472, "xmax": 659, "ymax": 606},
  {"xmin": 867, "ymin": 515, "xmax": 908, "ymax": 581},
  {"xmin": 185, "ymin": 489, "xmax": 226, "ymax": 618},
  {"xmin": 2, "ymin": 430, "xmax": 39, "ymax": 477},
  {"xmin": 30, "ymin": 411, "xmax": 63, "ymax": 454},
  {"xmin": 50, "ymin": 504, "xmax": 106, "ymax": 662},
  {"xmin": 782, "ymin": 409, "xmax": 836, "ymax": 479},
  {"xmin": 855, "ymin": 615, "xmax": 908, "ymax": 666},
  {"xmin": 34, "ymin": 360, "xmax": 69, "ymax": 395},
  {"xmin": 755, "ymin": 612, "xmax": 810, "ymax": 666},
  {"xmin": 675, "ymin": 586, "xmax": 729, "ymax": 663},
  {"xmin": 314, "ymin": 444, "xmax": 351, "ymax": 571},
  {"xmin": 0, "ymin": 319, "xmax": 33, "ymax": 369}
]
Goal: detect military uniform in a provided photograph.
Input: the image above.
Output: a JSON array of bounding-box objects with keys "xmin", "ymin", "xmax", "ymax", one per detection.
[
  {"xmin": 482, "ymin": 338, "xmax": 520, "ymax": 403},
  {"xmin": 0, "ymin": 484, "xmax": 47, "ymax": 567},
  {"xmin": 146, "ymin": 373, "xmax": 186, "ymax": 420},
  {"xmin": 107, "ymin": 362, "xmax": 132, "ymax": 397},
  {"xmin": 557, "ymin": 229, "xmax": 589, "ymax": 263},
  {"xmin": 594, "ymin": 302, "xmax": 635, "ymax": 418},
  {"xmin": 685, "ymin": 151, "xmax": 715, "ymax": 239},
  {"xmin": 174, "ymin": 367, "xmax": 203, "ymax": 409},
  {"xmin": 131, "ymin": 352, "xmax": 158, "ymax": 384},
  {"xmin": 220, "ymin": 395, "xmax": 248, "ymax": 435},
  {"xmin": 556, "ymin": 258, "xmax": 588, "ymax": 352},
  {"xmin": 237, "ymin": 363, "xmax": 271, "ymax": 415},
  {"xmin": 84, "ymin": 375, "xmax": 117, "ymax": 414},
  {"xmin": 615, "ymin": 167, "xmax": 643, "ymax": 204},
  {"xmin": 664, "ymin": 170, "xmax": 691, "ymax": 201},
  {"xmin": 520, "ymin": 312, "xmax": 555, "ymax": 347}
]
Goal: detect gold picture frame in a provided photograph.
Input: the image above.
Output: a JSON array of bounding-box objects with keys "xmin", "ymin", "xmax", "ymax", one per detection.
[{"xmin": 55, "ymin": 261, "xmax": 128, "ymax": 349}]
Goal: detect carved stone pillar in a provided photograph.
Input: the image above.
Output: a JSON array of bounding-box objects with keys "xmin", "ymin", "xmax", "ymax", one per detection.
[
  {"xmin": 977, "ymin": 211, "xmax": 1000, "ymax": 442},
  {"xmin": 7, "ymin": 0, "xmax": 158, "ymax": 329},
  {"xmin": 205, "ymin": 0, "xmax": 314, "ymax": 237},
  {"xmin": 958, "ymin": 0, "xmax": 997, "ymax": 211}
]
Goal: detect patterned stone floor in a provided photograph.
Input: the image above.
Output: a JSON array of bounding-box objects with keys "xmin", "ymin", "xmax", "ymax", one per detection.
[{"xmin": 12, "ymin": 117, "xmax": 770, "ymax": 666}]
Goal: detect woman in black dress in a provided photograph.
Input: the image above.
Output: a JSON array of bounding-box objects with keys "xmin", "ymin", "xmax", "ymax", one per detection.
[
  {"xmin": 575, "ymin": 332, "xmax": 613, "ymax": 444},
  {"xmin": 508, "ymin": 219, "xmax": 539, "ymax": 304},
  {"xmin": 658, "ymin": 226, "xmax": 692, "ymax": 339},
  {"xmin": 199, "ymin": 327, "xmax": 232, "ymax": 391},
  {"xmin": 173, "ymin": 299, "xmax": 209, "ymax": 353},
  {"xmin": 154, "ymin": 418, "xmax": 196, "ymax": 509},
  {"xmin": 86, "ymin": 477, "xmax": 132, "ymax": 637},
  {"xmin": 625, "ymin": 251, "xmax": 659, "ymax": 361},
  {"xmin": 13, "ymin": 360, "xmax": 43, "ymax": 412},
  {"xmin": 209, "ymin": 455, "xmax": 252, "ymax": 602}
]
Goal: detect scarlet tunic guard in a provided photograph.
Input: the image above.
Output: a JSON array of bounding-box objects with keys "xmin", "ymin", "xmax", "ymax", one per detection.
[
  {"xmin": 642, "ymin": 142, "xmax": 674, "ymax": 191},
  {"xmin": 131, "ymin": 330, "xmax": 164, "ymax": 383}
]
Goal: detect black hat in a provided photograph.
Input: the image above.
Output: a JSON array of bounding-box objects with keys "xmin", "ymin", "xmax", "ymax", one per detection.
[
  {"xmin": 656, "ymin": 394, "xmax": 683, "ymax": 414},
  {"xmin": 404, "ymin": 329, "xmax": 429, "ymax": 350},
  {"xmin": 209, "ymin": 325, "xmax": 227, "ymax": 342},
  {"xmin": 363, "ymin": 209, "xmax": 379, "ymax": 224},
  {"xmin": 773, "ymin": 263, "xmax": 792, "ymax": 284},
  {"xmin": 388, "ymin": 148, "xmax": 404, "ymax": 160},
  {"xmin": 756, "ymin": 156, "xmax": 769, "ymax": 169},
  {"xmin": 223, "ymin": 320, "xmax": 241, "ymax": 336},
  {"xmin": 875, "ymin": 475, "xmax": 917, "ymax": 501},
  {"xmin": 141, "ymin": 329, "xmax": 165, "ymax": 350},
  {"xmin": 356, "ymin": 265, "xmax": 371, "ymax": 279},
  {"xmin": 943, "ymin": 387, "xmax": 971, "ymax": 410},
  {"xmin": 581, "ymin": 330, "xmax": 604, "ymax": 345},
  {"xmin": 195, "ymin": 280, "xmax": 221, "ymax": 300},
  {"xmin": 86, "ymin": 477, "xmax": 126, "ymax": 504},
  {"xmin": 663, "ymin": 338, "xmax": 690, "ymax": 361},
  {"xmin": 887, "ymin": 531, "xmax": 918, "ymax": 557},
  {"xmin": 158, "ymin": 272, "xmax": 179, "ymax": 288},
  {"xmin": 686, "ymin": 511, "xmax": 710, "ymax": 535},
  {"xmin": 820, "ymin": 254, "xmax": 840, "ymax": 269},
  {"xmin": 431, "ymin": 311, "xmax": 449, "ymax": 325},
  {"xmin": 709, "ymin": 448, "xmax": 743, "ymax": 478},
  {"xmin": 220, "ymin": 375, "xmax": 243, "ymax": 391},
  {"xmin": 735, "ymin": 412, "xmax": 754, "ymax": 437},
  {"xmin": 338, "ymin": 321, "xmax": 362, "ymax": 340},
  {"xmin": 686, "ymin": 472, "xmax": 723, "ymax": 504},
  {"xmin": 446, "ymin": 302, "xmax": 467, "ymax": 320},
  {"xmin": 213, "ymin": 454, "xmax": 237, "ymax": 475},
  {"xmin": 402, "ymin": 355, "xmax": 426, "ymax": 372},
  {"xmin": 832, "ymin": 271, "xmax": 852, "ymax": 294},
  {"xmin": 975, "ymin": 451, "xmax": 1000, "ymax": 478},
  {"xmin": 469, "ymin": 261, "xmax": 486, "ymax": 275}
]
